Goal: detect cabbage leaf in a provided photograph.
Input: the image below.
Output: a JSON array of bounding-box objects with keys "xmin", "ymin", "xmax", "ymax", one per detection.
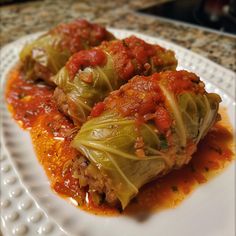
[
  {"xmin": 72, "ymin": 87, "xmax": 221, "ymax": 208},
  {"xmin": 20, "ymin": 34, "xmax": 71, "ymax": 82},
  {"xmin": 52, "ymin": 52, "xmax": 118, "ymax": 123}
]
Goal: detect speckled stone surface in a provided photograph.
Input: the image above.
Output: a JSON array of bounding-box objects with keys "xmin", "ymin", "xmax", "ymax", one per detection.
[{"xmin": 0, "ymin": 0, "xmax": 235, "ymax": 71}]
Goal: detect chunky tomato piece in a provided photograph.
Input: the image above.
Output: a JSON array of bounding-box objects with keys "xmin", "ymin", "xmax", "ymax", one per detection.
[
  {"xmin": 66, "ymin": 49, "xmax": 107, "ymax": 79},
  {"xmin": 154, "ymin": 106, "xmax": 172, "ymax": 133},
  {"xmin": 90, "ymin": 102, "xmax": 105, "ymax": 117}
]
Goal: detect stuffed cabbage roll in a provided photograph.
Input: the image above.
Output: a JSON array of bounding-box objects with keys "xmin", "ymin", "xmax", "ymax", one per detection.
[
  {"xmin": 53, "ymin": 36, "xmax": 177, "ymax": 124},
  {"xmin": 72, "ymin": 70, "xmax": 221, "ymax": 209},
  {"xmin": 20, "ymin": 19, "xmax": 115, "ymax": 84}
]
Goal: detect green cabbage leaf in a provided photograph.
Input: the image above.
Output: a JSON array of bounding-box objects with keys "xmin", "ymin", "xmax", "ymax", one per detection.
[
  {"xmin": 72, "ymin": 88, "xmax": 221, "ymax": 209},
  {"xmin": 72, "ymin": 111, "xmax": 172, "ymax": 208},
  {"xmin": 52, "ymin": 52, "xmax": 118, "ymax": 123},
  {"xmin": 20, "ymin": 34, "xmax": 71, "ymax": 81}
]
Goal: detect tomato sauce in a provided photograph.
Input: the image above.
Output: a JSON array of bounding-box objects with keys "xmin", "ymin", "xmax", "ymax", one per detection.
[
  {"xmin": 101, "ymin": 40, "xmax": 136, "ymax": 81},
  {"xmin": 104, "ymin": 74, "xmax": 164, "ymax": 117},
  {"xmin": 90, "ymin": 102, "xmax": 105, "ymax": 117},
  {"xmin": 52, "ymin": 19, "xmax": 114, "ymax": 54},
  {"xmin": 124, "ymin": 36, "xmax": 157, "ymax": 65},
  {"xmin": 100, "ymin": 35, "xmax": 177, "ymax": 82},
  {"xmin": 66, "ymin": 49, "xmax": 107, "ymax": 79},
  {"xmin": 5, "ymin": 67, "xmax": 234, "ymax": 216},
  {"xmin": 5, "ymin": 68, "xmax": 56, "ymax": 129}
]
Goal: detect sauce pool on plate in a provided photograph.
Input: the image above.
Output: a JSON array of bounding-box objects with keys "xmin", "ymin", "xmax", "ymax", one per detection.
[{"xmin": 5, "ymin": 67, "xmax": 235, "ymax": 215}]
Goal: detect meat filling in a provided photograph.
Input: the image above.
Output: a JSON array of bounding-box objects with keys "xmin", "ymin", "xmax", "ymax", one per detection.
[{"xmin": 70, "ymin": 156, "xmax": 119, "ymax": 206}]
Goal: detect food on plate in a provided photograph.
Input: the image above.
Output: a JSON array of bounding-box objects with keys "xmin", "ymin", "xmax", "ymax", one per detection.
[
  {"xmin": 5, "ymin": 23, "xmax": 233, "ymax": 215},
  {"xmin": 19, "ymin": 19, "xmax": 115, "ymax": 84},
  {"xmin": 52, "ymin": 36, "xmax": 177, "ymax": 125},
  {"xmin": 72, "ymin": 70, "xmax": 221, "ymax": 209}
]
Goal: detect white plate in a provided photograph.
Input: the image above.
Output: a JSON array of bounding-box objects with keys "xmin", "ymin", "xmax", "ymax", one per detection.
[{"xmin": 1, "ymin": 29, "xmax": 235, "ymax": 236}]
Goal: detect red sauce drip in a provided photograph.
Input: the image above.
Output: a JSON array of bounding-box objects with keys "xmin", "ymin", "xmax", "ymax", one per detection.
[
  {"xmin": 66, "ymin": 49, "xmax": 107, "ymax": 79},
  {"xmin": 5, "ymin": 68, "xmax": 234, "ymax": 216}
]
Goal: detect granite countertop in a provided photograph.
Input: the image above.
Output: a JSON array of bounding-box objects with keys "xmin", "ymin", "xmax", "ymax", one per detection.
[{"xmin": 0, "ymin": 0, "xmax": 235, "ymax": 72}]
